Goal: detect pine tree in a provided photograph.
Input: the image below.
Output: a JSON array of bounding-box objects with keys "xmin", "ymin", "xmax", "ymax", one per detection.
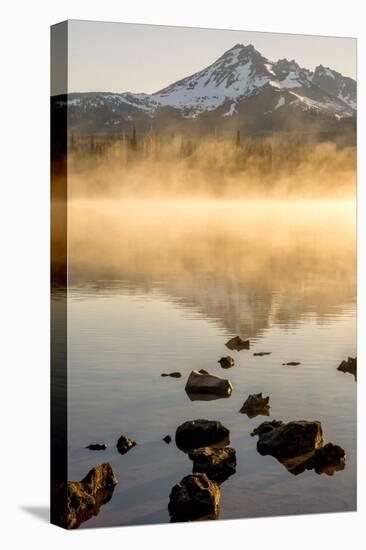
[
  {"xmin": 235, "ymin": 129, "xmax": 241, "ymax": 147},
  {"xmin": 130, "ymin": 126, "xmax": 137, "ymax": 151}
]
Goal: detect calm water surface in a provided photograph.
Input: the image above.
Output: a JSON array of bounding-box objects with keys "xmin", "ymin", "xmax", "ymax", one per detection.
[{"xmin": 66, "ymin": 200, "xmax": 356, "ymax": 527}]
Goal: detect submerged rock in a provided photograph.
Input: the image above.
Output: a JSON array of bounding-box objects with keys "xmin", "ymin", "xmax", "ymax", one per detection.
[
  {"xmin": 282, "ymin": 361, "xmax": 301, "ymax": 366},
  {"xmin": 161, "ymin": 372, "xmax": 182, "ymax": 378},
  {"xmin": 253, "ymin": 352, "xmax": 272, "ymax": 357},
  {"xmin": 240, "ymin": 393, "xmax": 270, "ymax": 418},
  {"xmin": 163, "ymin": 435, "xmax": 172, "ymax": 444},
  {"xmin": 175, "ymin": 419, "xmax": 230, "ymax": 451},
  {"xmin": 337, "ymin": 357, "xmax": 356, "ymax": 379},
  {"xmin": 185, "ymin": 369, "xmax": 233, "ymax": 398},
  {"xmin": 226, "ymin": 336, "xmax": 250, "ymax": 351},
  {"xmin": 52, "ymin": 463, "xmax": 117, "ymax": 529},
  {"xmin": 218, "ymin": 356, "xmax": 235, "ymax": 369},
  {"xmin": 189, "ymin": 447, "xmax": 236, "ymax": 483},
  {"xmin": 116, "ymin": 435, "xmax": 136, "ymax": 455},
  {"xmin": 168, "ymin": 473, "xmax": 220, "ymax": 522},
  {"xmin": 253, "ymin": 420, "xmax": 323, "ymax": 458},
  {"xmin": 86, "ymin": 444, "xmax": 107, "ymax": 451}
]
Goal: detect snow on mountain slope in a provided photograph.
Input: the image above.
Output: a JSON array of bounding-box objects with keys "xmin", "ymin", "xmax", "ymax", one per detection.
[
  {"xmin": 151, "ymin": 44, "xmax": 271, "ymax": 113},
  {"xmin": 58, "ymin": 43, "xmax": 356, "ymax": 129},
  {"xmin": 311, "ymin": 65, "xmax": 356, "ymax": 110}
]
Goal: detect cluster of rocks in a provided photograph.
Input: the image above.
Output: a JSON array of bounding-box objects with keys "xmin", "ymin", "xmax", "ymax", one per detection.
[
  {"xmin": 65, "ymin": 344, "xmax": 352, "ymax": 527},
  {"xmin": 85, "ymin": 435, "xmax": 137, "ymax": 456},
  {"xmin": 251, "ymin": 420, "xmax": 346, "ymax": 476},
  {"xmin": 169, "ymin": 419, "xmax": 236, "ymax": 522}
]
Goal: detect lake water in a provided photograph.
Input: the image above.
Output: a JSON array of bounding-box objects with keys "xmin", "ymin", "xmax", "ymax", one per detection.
[{"xmin": 65, "ymin": 199, "xmax": 356, "ymax": 527}]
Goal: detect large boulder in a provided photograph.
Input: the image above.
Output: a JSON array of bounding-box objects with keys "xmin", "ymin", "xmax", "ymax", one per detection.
[
  {"xmin": 175, "ymin": 419, "xmax": 230, "ymax": 451},
  {"xmin": 189, "ymin": 447, "xmax": 236, "ymax": 483},
  {"xmin": 185, "ymin": 369, "xmax": 233, "ymax": 398},
  {"xmin": 52, "ymin": 463, "xmax": 117, "ymax": 529},
  {"xmin": 337, "ymin": 357, "xmax": 357, "ymax": 379},
  {"xmin": 240, "ymin": 393, "xmax": 270, "ymax": 418},
  {"xmin": 253, "ymin": 420, "xmax": 323, "ymax": 458},
  {"xmin": 168, "ymin": 473, "xmax": 220, "ymax": 522},
  {"xmin": 226, "ymin": 336, "xmax": 250, "ymax": 351}
]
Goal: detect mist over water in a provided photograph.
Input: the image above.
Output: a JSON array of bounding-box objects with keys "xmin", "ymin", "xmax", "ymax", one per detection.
[{"xmin": 67, "ymin": 136, "xmax": 356, "ymax": 199}]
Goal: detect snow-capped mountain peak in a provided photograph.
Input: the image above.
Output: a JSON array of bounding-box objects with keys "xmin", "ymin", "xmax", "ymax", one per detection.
[
  {"xmin": 150, "ymin": 43, "xmax": 272, "ymax": 113},
  {"xmin": 57, "ymin": 43, "xmax": 356, "ymax": 135}
]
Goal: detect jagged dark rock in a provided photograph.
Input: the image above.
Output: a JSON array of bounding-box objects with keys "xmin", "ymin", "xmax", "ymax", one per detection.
[
  {"xmin": 116, "ymin": 435, "xmax": 136, "ymax": 455},
  {"xmin": 240, "ymin": 393, "xmax": 270, "ymax": 418},
  {"xmin": 189, "ymin": 447, "xmax": 236, "ymax": 483},
  {"xmin": 163, "ymin": 435, "xmax": 172, "ymax": 444},
  {"xmin": 218, "ymin": 356, "xmax": 235, "ymax": 368},
  {"xmin": 52, "ymin": 463, "xmax": 117, "ymax": 529},
  {"xmin": 86, "ymin": 444, "xmax": 107, "ymax": 451},
  {"xmin": 337, "ymin": 357, "xmax": 356, "ymax": 379},
  {"xmin": 168, "ymin": 473, "xmax": 220, "ymax": 522},
  {"xmin": 226, "ymin": 336, "xmax": 250, "ymax": 351},
  {"xmin": 282, "ymin": 361, "xmax": 301, "ymax": 366},
  {"xmin": 306, "ymin": 443, "xmax": 346, "ymax": 475},
  {"xmin": 175, "ymin": 419, "xmax": 230, "ymax": 451},
  {"xmin": 253, "ymin": 352, "xmax": 272, "ymax": 356},
  {"xmin": 253, "ymin": 420, "xmax": 323, "ymax": 458},
  {"xmin": 161, "ymin": 372, "xmax": 182, "ymax": 378},
  {"xmin": 185, "ymin": 369, "xmax": 233, "ymax": 397}
]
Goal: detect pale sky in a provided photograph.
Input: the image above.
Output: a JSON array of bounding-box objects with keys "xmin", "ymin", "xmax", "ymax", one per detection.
[{"xmin": 56, "ymin": 19, "xmax": 356, "ymax": 95}]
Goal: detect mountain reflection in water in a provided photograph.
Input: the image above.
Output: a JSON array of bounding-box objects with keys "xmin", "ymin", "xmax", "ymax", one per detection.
[{"xmin": 63, "ymin": 198, "xmax": 356, "ymax": 527}]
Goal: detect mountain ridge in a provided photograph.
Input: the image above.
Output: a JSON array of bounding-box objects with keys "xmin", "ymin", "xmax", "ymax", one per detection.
[{"xmin": 53, "ymin": 43, "xmax": 356, "ymax": 140}]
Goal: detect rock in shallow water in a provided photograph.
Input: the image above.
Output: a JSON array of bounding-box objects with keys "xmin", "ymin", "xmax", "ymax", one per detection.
[
  {"xmin": 240, "ymin": 393, "xmax": 270, "ymax": 418},
  {"xmin": 225, "ymin": 335, "xmax": 250, "ymax": 351},
  {"xmin": 86, "ymin": 444, "xmax": 107, "ymax": 451},
  {"xmin": 185, "ymin": 369, "xmax": 233, "ymax": 397},
  {"xmin": 161, "ymin": 372, "xmax": 182, "ymax": 378},
  {"xmin": 168, "ymin": 473, "xmax": 220, "ymax": 522},
  {"xmin": 337, "ymin": 357, "xmax": 356, "ymax": 379},
  {"xmin": 163, "ymin": 435, "xmax": 172, "ymax": 444},
  {"xmin": 253, "ymin": 352, "xmax": 272, "ymax": 356},
  {"xmin": 116, "ymin": 435, "xmax": 136, "ymax": 455},
  {"xmin": 253, "ymin": 420, "xmax": 323, "ymax": 458},
  {"xmin": 218, "ymin": 356, "xmax": 235, "ymax": 368},
  {"xmin": 306, "ymin": 442, "xmax": 346, "ymax": 475},
  {"xmin": 189, "ymin": 447, "xmax": 236, "ymax": 483},
  {"xmin": 175, "ymin": 419, "xmax": 230, "ymax": 451},
  {"xmin": 52, "ymin": 463, "xmax": 117, "ymax": 529}
]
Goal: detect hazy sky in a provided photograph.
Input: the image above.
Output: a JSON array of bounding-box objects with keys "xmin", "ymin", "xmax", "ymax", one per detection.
[{"xmin": 62, "ymin": 19, "xmax": 356, "ymax": 95}]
